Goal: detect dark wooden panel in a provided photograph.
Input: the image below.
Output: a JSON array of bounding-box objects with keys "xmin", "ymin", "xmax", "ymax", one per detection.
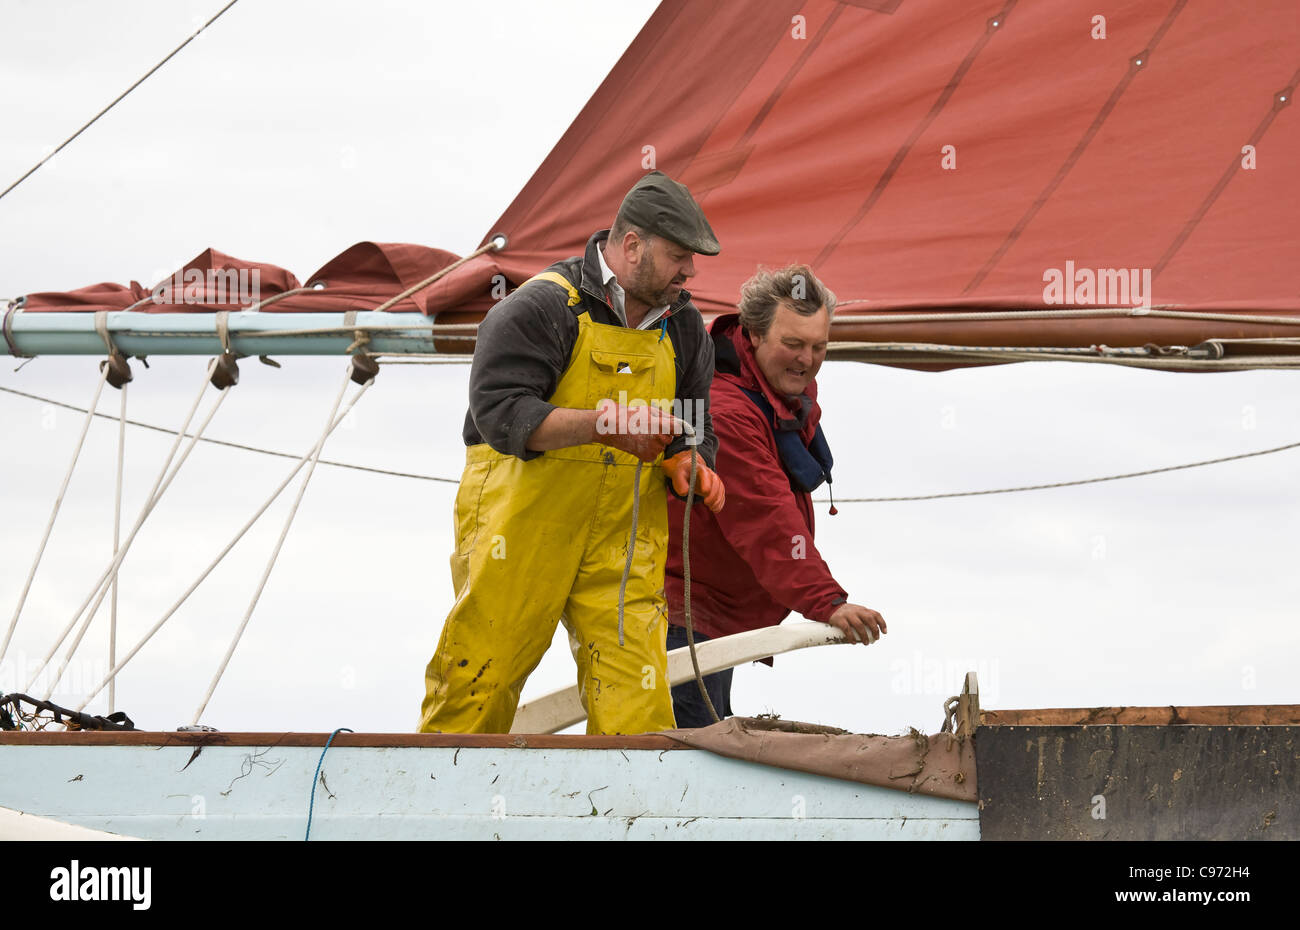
[
  {"xmin": 976, "ymin": 725, "xmax": 1299, "ymax": 840},
  {"xmin": 981, "ymin": 704, "xmax": 1300, "ymax": 726}
]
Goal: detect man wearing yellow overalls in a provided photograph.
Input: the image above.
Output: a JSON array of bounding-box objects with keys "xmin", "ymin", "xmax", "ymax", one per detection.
[{"xmin": 420, "ymin": 172, "xmax": 726, "ymax": 735}]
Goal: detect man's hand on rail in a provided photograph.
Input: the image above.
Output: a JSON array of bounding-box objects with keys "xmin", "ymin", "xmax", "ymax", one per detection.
[{"xmin": 827, "ymin": 604, "xmax": 886, "ymax": 644}]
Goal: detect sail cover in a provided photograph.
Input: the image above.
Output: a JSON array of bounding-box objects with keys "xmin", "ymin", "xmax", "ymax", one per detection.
[
  {"xmin": 472, "ymin": 0, "xmax": 1300, "ymax": 356},
  {"xmin": 12, "ymin": 0, "xmax": 1300, "ymax": 362}
]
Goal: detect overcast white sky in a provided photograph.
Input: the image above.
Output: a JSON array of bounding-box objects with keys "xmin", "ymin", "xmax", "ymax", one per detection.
[{"xmin": 1, "ymin": 0, "xmax": 1296, "ymax": 736}]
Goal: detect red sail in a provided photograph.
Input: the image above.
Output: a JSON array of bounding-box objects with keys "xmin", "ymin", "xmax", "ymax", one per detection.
[
  {"xmin": 474, "ymin": 0, "xmax": 1300, "ymax": 355},
  {"xmin": 16, "ymin": 0, "xmax": 1300, "ymax": 362}
]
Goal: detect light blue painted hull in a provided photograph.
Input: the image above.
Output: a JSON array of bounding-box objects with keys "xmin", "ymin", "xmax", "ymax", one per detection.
[{"xmin": 0, "ymin": 741, "xmax": 978, "ymax": 840}]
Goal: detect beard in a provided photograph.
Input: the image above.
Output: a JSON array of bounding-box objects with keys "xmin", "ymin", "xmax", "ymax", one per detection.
[{"xmin": 625, "ymin": 251, "xmax": 680, "ymax": 308}]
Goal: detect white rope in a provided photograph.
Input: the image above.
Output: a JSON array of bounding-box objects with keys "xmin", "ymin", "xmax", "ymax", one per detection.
[
  {"xmin": 75, "ymin": 375, "xmax": 373, "ymax": 713},
  {"xmin": 243, "ymin": 285, "xmax": 312, "ymax": 312},
  {"xmin": 168, "ymin": 325, "xmax": 477, "ymax": 337},
  {"xmin": 0, "ymin": 363, "xmax": 110, "ymax": 673},
  {"xmin": 215, "ymin": 310, "xmax": 231, "ymax": 354},
  {"xmin": 27, "ymin": 360, "xmax": 220, "ymax": 694},
  {"xmin": 828, "ymin": 305, "xmax": 1300, "ymax": 329},
  {"xmin": 191, "ymin": 366, "xmax": 358, "ymax": 725},
  {"xmin": 109, "ymin": 382, "xmax": 127, "ymax": 713},
  {"xmin": 0, "ymin": 0, "xmax": 241, "ymax": 203},
  {"xmin": 681, "ymin": 446, "xmax": 718, "ymax": 723},
  {"xmin": 365, "ymin": 358, "xmax": 473, "ymax": 365},
  {"xmin": 93, "ymin": 310, "xmax": 114, "ymax": 354},
  {"xmin": 827, "ymin": 341, "xmax": 1157, "ymax": 358},
  {"xmin": 824, "ymin": 342, "xmax": 1300, "ymax": 370},
  {"xmin": 39, "ymin": 377, "xmax": 230, "ymax": 700},
  {"xmin": 369, "ymin": 241, "xmax": 501, "ymax": 314},
  {"xmin": 0, "ymin": 383, "xmax": 460, "ymax": 483},
  {"xmin": 6, "ymin": 375, "xmax": 1298, "ymax": 505},
  {"xmin": 827, "ymin": 438, "xmax": 1300, "ymax": 503}
]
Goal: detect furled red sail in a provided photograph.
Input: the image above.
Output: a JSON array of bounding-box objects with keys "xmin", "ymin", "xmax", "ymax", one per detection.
[
  {"xmin": 472, "ymin": 0, "xmax": 1300, "ymax": 358},
  {"xmin": 12, "ymin": 0, "xmax": 1300, "ymax": 365}
]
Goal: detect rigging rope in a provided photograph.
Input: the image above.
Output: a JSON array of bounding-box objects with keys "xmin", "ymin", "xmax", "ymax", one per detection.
[
  {"xmin": 40, "ymin": 381, "xmax": 230, "ymax": 700},
  {"xmin": 826, "ymin": 343, "xmax": 1300, "ymax": 371},
  {"xmin": 364, "ymin": 358, "xmax": 473, "ymax": 365},
  {"xmin": 0, "ymin": 364, "xmax": 110, "ymax": 671},
  {"xmin": 828, "ymin": 305, "xmax": 1300, "ymax": 330},
  {"xmin": 191, "ymin": 366, "xmax": 359, "ymax": 725},
  {"xmin": 0, "ymin": 0, "xmax": 241, "ymax": 203},
  {"xmin": 28, "ymin": 360, "xmax": 222, "ymax": 695},
  {"xmin": 109, "ymin": 382, "xmax": 127, "ymax": 714},
  {"xmin": 0, "ymin": 382, "xmax": 457, "ymax": 483},
  {"xmin": 369, "ymin": 241, "xmax": 502, "ymax": 314},
  {"xmin": 125, "ymin": 326, "xmax": 476, "ymax": 341},
  {"xmin": 75, "ymin": 375, "xmax": 373, "ymax": 713},
  {"xmin": 5, "ymin": 382, "xmax": 1298, "ymax": 500},
  {"xmin": 826, "ymin": 439, "xmax": 1300, "ymax": 503}
]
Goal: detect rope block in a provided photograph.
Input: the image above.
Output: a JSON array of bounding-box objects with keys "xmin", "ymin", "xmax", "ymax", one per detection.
[
  {"xmin": 350, "ymin": 354, "xmax": 379, "ymax": 384},
  {"xmin": 100, "ymin": 353, "xmax": 133, "ymax": 389},
  {"xmin": 210, "ymin": 353, "xmax": 240, "ymax": 389}
]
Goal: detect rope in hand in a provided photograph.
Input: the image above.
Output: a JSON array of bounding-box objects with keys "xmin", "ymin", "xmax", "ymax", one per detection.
[
  {"xmin": 614, "ymin": 416, "xmax": 718, "ymax": 722},
  {"xmin": 681, "ymin": 444, "xmax": 719, "ymax": 724}
]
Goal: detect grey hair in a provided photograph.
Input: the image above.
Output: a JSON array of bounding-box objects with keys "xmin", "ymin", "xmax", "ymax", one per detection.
[
  {"xmin": 609, "ymin": 214, "xmax": 655, "ymax": 247},
  {"xmin": 737, "ymin": 264, "xmax": 836, "ymax": 339}
]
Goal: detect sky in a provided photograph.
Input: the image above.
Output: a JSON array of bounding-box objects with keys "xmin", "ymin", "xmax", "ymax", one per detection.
[{"xmin": 0, "ymin": 0, "xmax": 1296, "ymax": 737}]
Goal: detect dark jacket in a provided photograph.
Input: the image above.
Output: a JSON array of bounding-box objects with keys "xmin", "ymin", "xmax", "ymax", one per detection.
[
  {"xmin": 462, "ymin": 230, "xmax": 717, "ymax": 467},
  {"xmin": 665, "ymin": 313, "xmax": 847, "ymax": 639}
]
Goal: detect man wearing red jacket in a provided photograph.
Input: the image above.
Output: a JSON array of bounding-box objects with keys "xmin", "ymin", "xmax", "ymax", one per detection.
[{"xmin": 665, "ymin": 264, "xmax": 886, "ymax": 726}]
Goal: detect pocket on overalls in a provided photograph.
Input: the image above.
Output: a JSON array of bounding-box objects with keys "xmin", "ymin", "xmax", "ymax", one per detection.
[{"xmin": 588, "ymin": 350, "xmax": 658, "ymax": 409}]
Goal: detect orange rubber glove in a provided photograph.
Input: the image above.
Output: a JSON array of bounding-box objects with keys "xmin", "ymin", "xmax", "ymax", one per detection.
[
  {"xmin": 660, "ymin": 450, "xmax": 725, "ymax": 513},
  {"xmin": 594, "ymin": 399, "xmax": 682, "ymax": 462}
]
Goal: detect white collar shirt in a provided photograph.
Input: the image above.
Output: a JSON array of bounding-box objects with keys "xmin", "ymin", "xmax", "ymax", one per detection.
[{"xmin": 597, "ymin": 245, "xmax": 672, "ymax": 331}]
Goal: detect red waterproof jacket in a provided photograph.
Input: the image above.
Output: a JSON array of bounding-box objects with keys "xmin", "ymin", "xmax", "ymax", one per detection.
[{"xmin": 665, "ymin": 313, "xmax": 847, "ymax": 638}]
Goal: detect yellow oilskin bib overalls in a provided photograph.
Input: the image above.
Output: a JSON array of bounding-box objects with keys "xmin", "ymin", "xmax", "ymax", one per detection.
[{"xmin": 419, "ymin": 273, "xmax": 678, "ymax": 735}]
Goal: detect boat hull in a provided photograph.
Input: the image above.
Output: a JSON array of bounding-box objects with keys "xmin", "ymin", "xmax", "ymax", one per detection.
[{"xmin": 0, "ymin": 733, "xmax": 978, "ymax": 840}]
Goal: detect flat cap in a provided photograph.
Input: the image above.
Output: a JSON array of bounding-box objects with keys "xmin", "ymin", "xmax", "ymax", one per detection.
[{"xmin": 616, "ymin": 171, "xmax": 720, "ymax": 256}]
